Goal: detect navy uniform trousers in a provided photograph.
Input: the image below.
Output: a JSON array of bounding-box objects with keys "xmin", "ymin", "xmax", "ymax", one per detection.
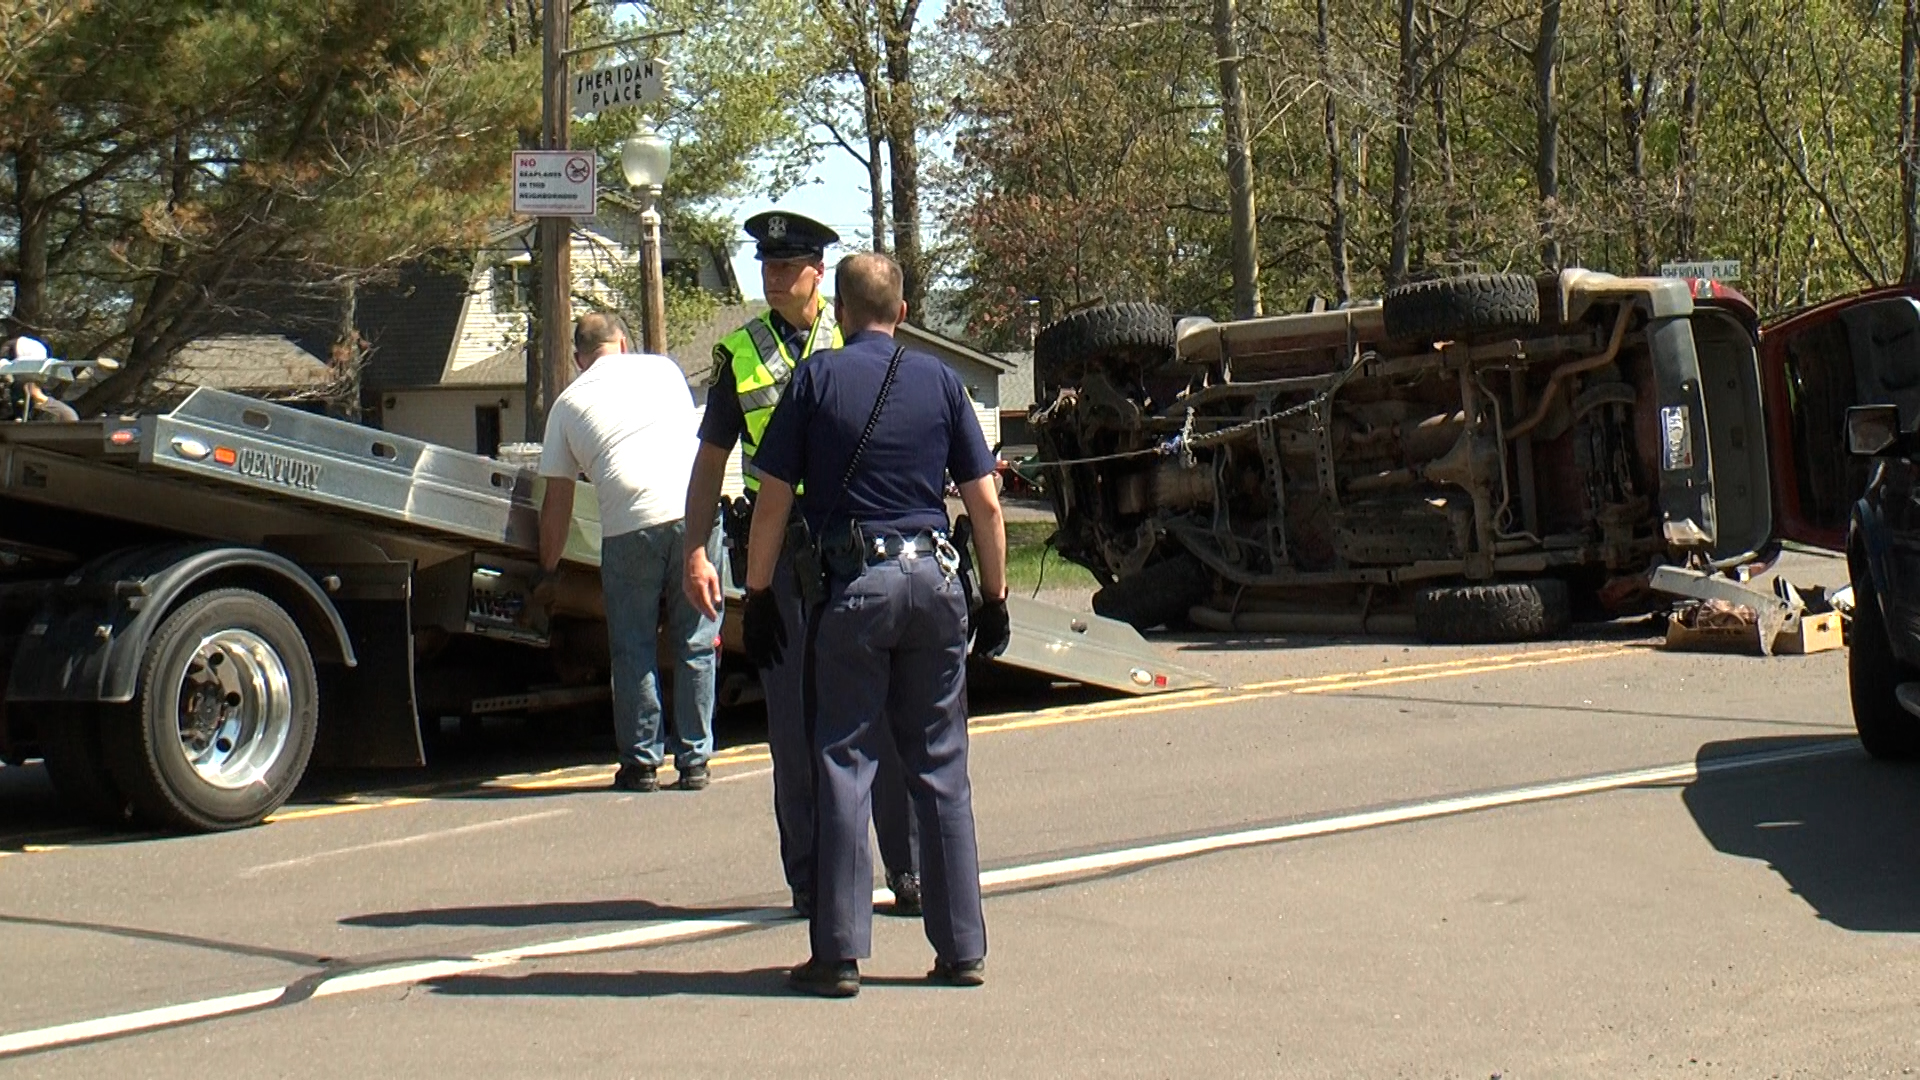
[
  {"xmin": 806, "ymin": 550, "xmax": 987, "ymax": 964},
  {"xmin": 767, "ymin": 551, "xmax": 917, "ymax": 898}
]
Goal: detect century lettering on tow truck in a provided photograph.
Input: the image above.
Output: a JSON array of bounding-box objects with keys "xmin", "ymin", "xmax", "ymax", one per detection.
[{"xmin": 234, "ymin": 447, "xmax": 323, "ymax": 491}]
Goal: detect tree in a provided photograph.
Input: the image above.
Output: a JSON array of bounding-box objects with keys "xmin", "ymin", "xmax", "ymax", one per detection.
[{"xmin": 1, "ymin": 0, "xmax": 535, "ymax": 409}]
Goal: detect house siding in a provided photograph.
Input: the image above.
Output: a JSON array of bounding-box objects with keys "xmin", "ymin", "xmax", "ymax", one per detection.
[{"xmin": 381, "ymin": 388, "xmax": 520, "ymax": 455}]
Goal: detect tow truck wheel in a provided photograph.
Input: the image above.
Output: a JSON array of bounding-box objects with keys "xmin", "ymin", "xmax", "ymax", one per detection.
[
  {"xmin": 37, "ymin": 705, "xmax": 134, "ymax": 826},
  {"xmin": 1847, "ymin": 577, "xmax": 1920, "ymax": 760},
  {"xmin": 102, "ymin": 589, "xmax": 319, "ymax": 831}
]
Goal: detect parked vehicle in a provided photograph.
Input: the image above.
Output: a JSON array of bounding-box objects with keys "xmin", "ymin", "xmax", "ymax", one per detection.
[
  {"xmin": 0, "ymin": 383, "xmax": 1206, "ymax": 833},
  {"xmin": 1032, "ymin": 272, "xmax": 1919, "ymax": 642}
]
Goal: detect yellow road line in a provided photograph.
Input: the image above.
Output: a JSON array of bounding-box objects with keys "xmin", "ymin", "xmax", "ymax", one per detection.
[{"xmin": 25, "ymin": 640, "xmax": 1643, "ymax": 839}]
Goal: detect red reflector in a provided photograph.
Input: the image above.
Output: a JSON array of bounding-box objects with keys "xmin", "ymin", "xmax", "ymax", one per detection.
[
  {"xmin": 212, "ymin": 447, "xmax": 237, "ymax": 466},
  {"xmin": 108, "ymin": 429, "xmax": 136, "ymax": 445},
  {"xmin": 1154, "ymin": 674, "xmax": 1168, "ymax": 687}
]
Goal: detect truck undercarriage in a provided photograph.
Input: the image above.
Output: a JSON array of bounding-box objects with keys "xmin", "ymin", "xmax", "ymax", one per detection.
[{"xmin": 1033, "ymin": 272, "xmax": 1770, "ymax": 640}]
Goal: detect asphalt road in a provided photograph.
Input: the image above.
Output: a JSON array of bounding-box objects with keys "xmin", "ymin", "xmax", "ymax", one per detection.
[{"xmin": 5, "ymin": 549, "xmax": 1917, "ymax": 1078}]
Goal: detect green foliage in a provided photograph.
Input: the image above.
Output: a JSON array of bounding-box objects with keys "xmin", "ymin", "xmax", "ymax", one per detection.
[
  {"xmin": 943, "ymin": 0, "xmax": 1920, "ymax": 337},
  {"xmin": 1, "ymin": 0, "xmax": 536, "ymax": 403}
]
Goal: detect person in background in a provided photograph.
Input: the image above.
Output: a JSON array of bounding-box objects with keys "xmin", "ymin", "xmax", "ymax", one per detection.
[
  {"xmin": 3, "ymin": 336, "xmax": 78, "ymax": 422},
  {"xmin": 539, "ymin": 312, "xmax": 719, "ymax": 793}
]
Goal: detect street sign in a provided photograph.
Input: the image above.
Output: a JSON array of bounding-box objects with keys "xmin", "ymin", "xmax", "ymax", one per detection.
[
  {"xmin": 511, "ymin": 151, "xmax": 597, "ymax": 217},
  {"xmin": 571, "ymin": 58, "xmax": 668, "ymax": 117},
  {"xmin": 1660, "ymin": 259, "xmax": 1741, "ymax": 282}
]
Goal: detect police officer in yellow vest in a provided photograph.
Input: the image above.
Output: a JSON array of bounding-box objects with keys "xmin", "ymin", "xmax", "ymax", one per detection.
[{"xmin": 682, "ymin": 210, "xmax": 920, "ymax": 918}]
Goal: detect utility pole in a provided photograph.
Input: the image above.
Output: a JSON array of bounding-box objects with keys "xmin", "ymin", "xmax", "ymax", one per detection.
[{"xmin": 532, "ymin": 0, "xmax": 572, "ymax": 441}]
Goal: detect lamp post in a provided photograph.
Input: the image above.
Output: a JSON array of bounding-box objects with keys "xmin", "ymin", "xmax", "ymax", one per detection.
[{"xmin": 620, "ymin": 131, "xmax": 672, "ymax": 355}]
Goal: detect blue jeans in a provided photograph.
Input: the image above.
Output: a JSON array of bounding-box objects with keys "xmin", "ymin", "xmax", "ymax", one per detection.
[{"xmin": 600, "ymin": 519, "xmax": 721, "ymax": 770}]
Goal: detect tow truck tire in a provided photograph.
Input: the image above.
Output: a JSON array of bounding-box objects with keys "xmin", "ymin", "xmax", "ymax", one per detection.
[
  {"xmin": 1383, "ymin": 274, "xmax": 1540, "ymax": 342},
  {"xmin": 1414, "ymin": 579, "xmax": 1571, "ymax": 644},
  {"xmin": 38, "ymin": 706, "xmax": 134, "ymax": 826},
  {"xmin": 102, "ymin": 589, "xmax": 319, "ymax": 832},
  {"xmin": 1092, "ymin": 554, "xmax": 1211, "ymax": 631},
  {"xmin": 1035, "ymin": 303, "xmax": 1175, "ymax": 384},
  {"xmin": 1847, "ymin": 576, "xmax": 1920, "ymax": 760}
]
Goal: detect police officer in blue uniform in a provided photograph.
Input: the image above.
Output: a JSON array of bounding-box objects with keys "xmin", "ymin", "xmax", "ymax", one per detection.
[
  {"xmin": 681, "ymin": 211, "xmax": 920, "ymax": 919},
  {"xmin": 741, "ymin": 251, "xmax": 1012, "ymax": 998}
]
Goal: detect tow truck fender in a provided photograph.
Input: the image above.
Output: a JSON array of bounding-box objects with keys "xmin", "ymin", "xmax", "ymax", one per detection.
[{"xmin": 5, "ymin": 543, "xmax": 356, "ymax": 704}]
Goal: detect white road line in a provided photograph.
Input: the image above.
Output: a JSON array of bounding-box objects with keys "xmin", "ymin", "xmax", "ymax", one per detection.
[
  {"xmin": 0, "ymin": 740, "xmax": 1855, "ymax": 1059},
  {"xmin": 239, "ymin": 809, "xmax": 573, "ymax": 878}
]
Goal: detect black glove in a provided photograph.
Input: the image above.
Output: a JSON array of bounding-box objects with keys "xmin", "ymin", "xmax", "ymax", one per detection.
[
  {"xmin": 743, "ymin": 587, "xmax": 787, "ymax": 669},
  {"xmin": 970, "ymin": 596, "xmax": 1011, "ymax": 660}
]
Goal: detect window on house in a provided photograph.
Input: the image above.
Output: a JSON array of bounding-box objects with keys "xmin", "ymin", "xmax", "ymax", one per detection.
[
  {"xmin": 492, "ymin": 261, "xmax": 533, "ymax": 312},
  {"xmin": 475, "ymin": 405, "xmax": 502, "ymax": 458}
]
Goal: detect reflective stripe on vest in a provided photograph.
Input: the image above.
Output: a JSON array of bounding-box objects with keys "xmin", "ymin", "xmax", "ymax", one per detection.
[{"xmin": 714, "ymin": 300, "xmax": 841, "ymax": 492}]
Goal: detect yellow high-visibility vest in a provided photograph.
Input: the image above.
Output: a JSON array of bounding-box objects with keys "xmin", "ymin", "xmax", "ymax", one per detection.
[{"xmin": 713, "ymin": 298, "xmax": 841, "ymax": 491}]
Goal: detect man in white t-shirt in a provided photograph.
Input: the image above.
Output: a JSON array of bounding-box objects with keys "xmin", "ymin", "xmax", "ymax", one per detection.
[{"xmin": 538, "ymin": 312, "xmax": 720, "ymax": 793}]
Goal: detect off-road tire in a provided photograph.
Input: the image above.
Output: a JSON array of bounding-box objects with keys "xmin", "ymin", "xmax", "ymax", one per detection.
[
  {"xmin": 1383, "ymin": 274, "xmax": 1540, "ymax": 342},
  {"xmin": 1413, "ymin": 579, "xmax": 1572, "ymax": 644},
  {"xmin": 1034, "ymin": 303, "xmax": 1175, "ymax": 385},
  {"xmin": 1092, "ymin": 554, "xmax": 1211, "ymax": 632},
  {"xmin": 101, "ymin": 589, "xmax": 320, "ymax": 832},
  {"xmin": 1847, "ymin": 575, "xmax": 1920, "ymax": 759},
  {"xmin": 37, "ymin": 705, "xmax": 134, "ymax": 827}
]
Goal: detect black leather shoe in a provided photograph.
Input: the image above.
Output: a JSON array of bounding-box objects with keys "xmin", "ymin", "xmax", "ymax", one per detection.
[
  {"xmin": 788, "ymin": 958, "xmax": 859, "ymax": 998},
  {"xmin": 674, "ymin": 764, "xmax": 709, "ymax": 791},
  {"xmin": 611, "ymin": 764, "xmax": 658, "ymax": 793},
  {"xmin": 791, "ymin": 888, "xmax": 813, "ymax": 919},
  {"xmin": 886, "ymin": 871, "xmax": 921, "ymax": 917},
  {"xmin": 928, "ymin": 957, "xmax": 985, "ymax": 987}
]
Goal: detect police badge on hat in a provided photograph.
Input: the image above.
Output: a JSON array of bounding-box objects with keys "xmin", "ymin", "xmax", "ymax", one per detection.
[{"xmin": 743, "ymin": 210, "xmax": 837, "ymax": 261}]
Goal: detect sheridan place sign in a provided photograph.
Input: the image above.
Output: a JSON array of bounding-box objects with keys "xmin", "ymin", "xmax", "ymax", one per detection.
[
  {"xmin": 511, "ymin": 151, "xmax": 596, "ymax": 217},
  {"xmin": 571, "ymin": 59, "xmax": 668, "ymax": 117},
  {"xmin": 1660, "ymin": 259, "xmax": 1741, "ymax": 282}
]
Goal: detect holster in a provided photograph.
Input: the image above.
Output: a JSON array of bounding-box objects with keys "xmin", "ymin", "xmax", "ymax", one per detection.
[
  {"xmin": 720, "ymin": 495, "xmax": 755, "ymax": 589},
  {"xmin": 816, "ymin": 519, "xmax": 868, "ymax": 585},
  {"xmin": 787, "ymin": 516, "xmax": 829, "ymax": 609},
  {"xmin": 951, "ymin": 514, "xmax": 983, "ymax": 615}
]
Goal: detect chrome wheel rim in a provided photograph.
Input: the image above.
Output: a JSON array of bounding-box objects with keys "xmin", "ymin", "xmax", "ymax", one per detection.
[{"xmin": 173, "ymin": 629, "xmax": 293, "ymax": 790}]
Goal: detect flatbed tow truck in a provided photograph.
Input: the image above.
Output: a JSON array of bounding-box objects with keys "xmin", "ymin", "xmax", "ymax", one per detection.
[{"xmin": 0, "ymin": 380, "xmax": 1208, "ymax": 832}]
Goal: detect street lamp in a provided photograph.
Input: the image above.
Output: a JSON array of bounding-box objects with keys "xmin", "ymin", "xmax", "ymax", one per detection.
[{"xmin": 620, "ymin": 130, "xmax": 672, "ymax": 355}]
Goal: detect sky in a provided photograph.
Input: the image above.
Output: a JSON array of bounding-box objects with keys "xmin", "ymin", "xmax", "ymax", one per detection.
[{"xmin": 713, "ymin": 147, "xmax": 883, "ymax": 296}]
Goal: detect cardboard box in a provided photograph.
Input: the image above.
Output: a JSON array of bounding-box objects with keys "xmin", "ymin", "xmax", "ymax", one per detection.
[{"xmin": 1664, "ymin": 609, "xmax": 1843, "ymax": 656}]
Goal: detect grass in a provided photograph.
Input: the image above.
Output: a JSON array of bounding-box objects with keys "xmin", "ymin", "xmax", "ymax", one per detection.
[{"xmin": 1004, "ymin": 520, "xmax": 1097, "ymax": 594}]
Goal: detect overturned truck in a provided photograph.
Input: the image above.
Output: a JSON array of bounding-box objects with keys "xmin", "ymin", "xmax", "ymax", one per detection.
[{"xmin": 1032, "ymin": 271, "xmax": 1782, "ymax": 642}]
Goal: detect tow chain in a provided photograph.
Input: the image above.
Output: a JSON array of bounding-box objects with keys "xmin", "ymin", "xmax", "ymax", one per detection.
[{"xmin": 1032, "ymin": 361, "xmax": 1365, "ymax": 470}]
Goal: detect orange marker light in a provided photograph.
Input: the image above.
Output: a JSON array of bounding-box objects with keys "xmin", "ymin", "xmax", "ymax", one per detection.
[
  {"xmin": 108, "ymin": 429, "xmax": 136, "ymax": 446},
  {"xmin": 212, "ymin": 447, "xmax": 237, "ymax": 466}
]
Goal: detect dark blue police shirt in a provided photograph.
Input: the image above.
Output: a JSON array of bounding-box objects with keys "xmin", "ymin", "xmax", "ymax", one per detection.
[{"xmin": 752, "ymin": 329, "xmax": 997, "ymax": 536}]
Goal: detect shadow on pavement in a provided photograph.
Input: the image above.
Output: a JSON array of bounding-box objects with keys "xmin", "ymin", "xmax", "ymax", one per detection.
[
  {"xmin": 1684, "ymin": 735, "xmax": 1920, "ymax": 932},
  {"xmin": 341, "ymin": 898, "xmax": 770, "ymax": 930},
  {"xmin": 424, "ymin": 966, "xmax": 947, "ymax": 999}
]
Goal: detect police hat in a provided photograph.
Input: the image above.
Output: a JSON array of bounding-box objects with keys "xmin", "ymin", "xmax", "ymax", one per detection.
[{"xmin": 743, "ymin": 210, "xmax": 837, "ymax": 262}]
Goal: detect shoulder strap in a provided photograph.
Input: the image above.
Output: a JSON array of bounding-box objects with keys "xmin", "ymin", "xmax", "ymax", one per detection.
[{"xmin": 821, "ymin": 346, "xmax": 906, "ymax": 525}]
